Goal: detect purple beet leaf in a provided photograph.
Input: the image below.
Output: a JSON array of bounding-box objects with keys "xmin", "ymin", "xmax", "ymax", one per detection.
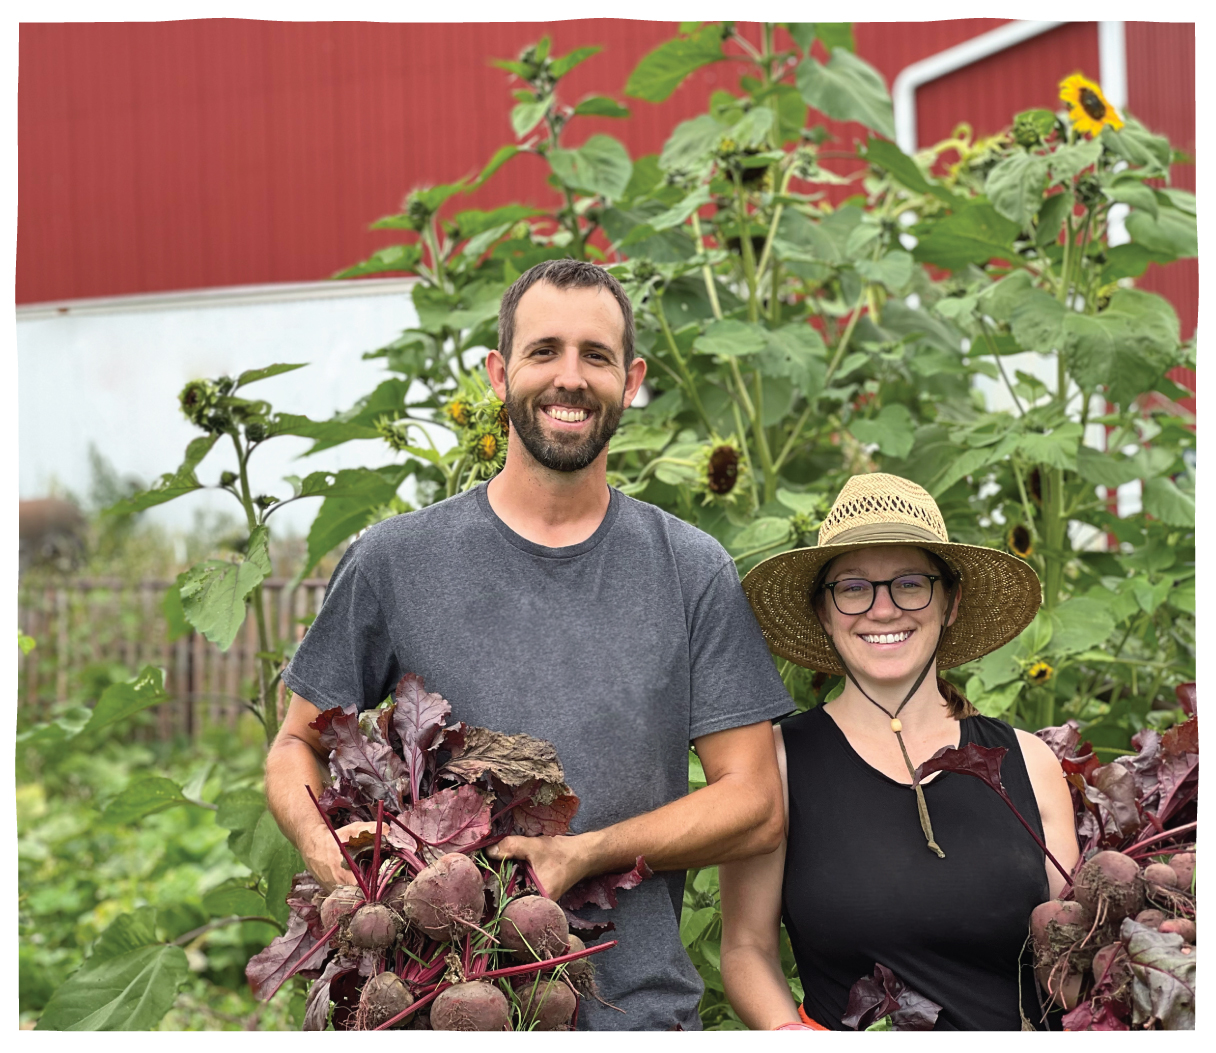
[
  {"xmin": 560, "ymin": 856, "xmax": 652, "ymax": 912},
  {"xmin": 286, "ymin": 871, "xmax": 327, "ymax": 940},
  {"xmin": 561, "ymin": 908, "xmax": 616, "ymax": 937},
  {"xmin": 310, "ymin": 705, "xmax": 409, "ymax": 813},
  {"xmin": 1174, "ymin": 681, "xmax": 1196, "ymax": 717},
  {"xmin": 392, "ymin": 673, "xmax": 452, "ymax": 804},
  {"xmin": 304, "ymin": 955, "xmax": 357, "ymax": 1031},
  {"xmin": 512, "ymin": 792, "xmax": 580, "ymax": 837},
  {"xmin": 1035, "ymin": 719, "xmax": 1083, "ymax": 762},
  {"xmin": 1062, "ymin": 999, "xmax": 1131, "ymax": 1031},
  {"xmin": 841, "ymin": 963, "xmax": 902, "ymax": 1029},
  {"xmin": 1121, "ymin": 918, "xmax": 1196, "ymax": 1031},
  {"xmin": 842, "ymin": 963, "xmax": 941, "ymax": 1031},
  {"xmin": 397, "ymin": 783, "xmax": 492, "ymax": 860},
  {"xmin": 246, "ymin": 910, "xmax": 332, "ymax": 1001}
]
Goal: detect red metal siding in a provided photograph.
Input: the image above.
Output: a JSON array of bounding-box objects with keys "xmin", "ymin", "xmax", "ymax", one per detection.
[{"xmin": 17, "ymin": 17, "xmax": 1196, "ymax": 338}]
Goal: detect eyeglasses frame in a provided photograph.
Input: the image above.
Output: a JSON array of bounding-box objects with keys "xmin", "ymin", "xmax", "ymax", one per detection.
[{"xmin": 822, "ymin": 574, "xmax": 943, "ymax": 616}]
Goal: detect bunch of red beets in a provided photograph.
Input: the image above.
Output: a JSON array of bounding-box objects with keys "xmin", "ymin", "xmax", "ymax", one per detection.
[
  {"xmin": 1029, "ymin": 682, "xmax": 1197, "ymax": 1031},
  {"xmin": 245, "ymin": 674, "xmax": 648, "ymax": 1031}
]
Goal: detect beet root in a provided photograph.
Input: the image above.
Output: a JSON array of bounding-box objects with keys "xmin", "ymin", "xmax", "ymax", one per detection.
[
  {"xmin": 513, "ymin": 975, "xmax": 577, "ymax": 1031},
  {"xmin": 431, "ymin": 981, "xmax": 512, "ymax": 1031},
  {"xmin": 1169, "ymin": 852, "xmax": 1196, "ymax": 892},
  {"xmin": 562, "ymin": 934, "xmax": 597, "ymax": 993},
  {"xmin": 1134, "ymin": 909, "xmax": 1166, "ymax": 930},
  {"xmin": 1074, "ymin": 851, "xmax": 1145, "ymax": 924},
  {"xmin": 320, "ymin": 884, "xmax": 364, "ymax": 932},
  {"xmin": 401, "ymin": 853, "xmax": 486, "ymax": 940},
  {"xmin": 499, "ymin": 895, "xmax": 569, "ymax": 960},
  {"xmin": 348, "ymin": 903, "xmax": 402, "ymax": 951},
  {"xmin": 1159, "ymin": 918, "xmax": 1196, "ymax": 944},
  {"xmin": 358, "ymin": 970, "xmax": 415, "ymax": 1029},
  {"xmin": 1030, "ymin": 900, "xmax": 1095, "ymax": 968},
  {"xmin": 1143, "ymin": 863, "xmax": 1179, "ymax": 891},
  {"xmin": 1036, "ymin": 965, "xmax": 1083, "ymax": 1011}
]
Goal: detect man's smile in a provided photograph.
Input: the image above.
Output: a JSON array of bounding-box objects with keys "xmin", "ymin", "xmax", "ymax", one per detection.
[{"xmin": 542, "ymin": 404, "xmax": 594, "ymax": 426}]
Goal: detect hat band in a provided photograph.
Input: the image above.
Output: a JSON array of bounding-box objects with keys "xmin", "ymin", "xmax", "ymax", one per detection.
[{"xmin": 820, "ymin": 521, "xmax": 946, "ymax": 546}]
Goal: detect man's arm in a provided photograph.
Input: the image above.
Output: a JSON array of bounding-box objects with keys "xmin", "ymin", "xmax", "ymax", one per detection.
[
  {"xmin": 266, "ymin": 694, "xmax": 377, "ymax": 891},
  {"xmin": 487, "ymin": 719, "xmax": 784, "ymax": 901}
]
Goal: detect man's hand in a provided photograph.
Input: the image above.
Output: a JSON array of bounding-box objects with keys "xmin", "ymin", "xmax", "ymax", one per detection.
[
  {"xmin": 304, "ymin": 820, "xmax": 380, "ymax": 893},
  {"xmin": 487, "ymin": 721, "xmax": 782, "ymax": 901},
  {"xmin": 486, "ymin": 833, "xmax": 589, "ymax": 902}
]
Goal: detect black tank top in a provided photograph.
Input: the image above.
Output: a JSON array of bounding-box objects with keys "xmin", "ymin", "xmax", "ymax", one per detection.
[{"xmin": 780, "ymin": 705, "xmax": 1049, "ymax": 1031}]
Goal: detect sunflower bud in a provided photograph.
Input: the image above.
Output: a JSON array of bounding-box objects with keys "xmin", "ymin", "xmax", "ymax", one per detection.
[
  {"xmin": 1075, "ymin": 173, "xmax": 1104, "ymax": 211},
  {"xmin": 1012, "ymin": 115, "xmax": 1042, "ymax": 149},
  {"xmin": 791, "ymin": 512, "xmax": 818, "ymax": 546},
  {"xmin": 244, "ymin": 421, "xmax": 267, "ymax": 443},
  {"xmin": 219, "ymin": 471, "xmax": 238, "ymax": 488},
  {"xmin": 254, "ymin": 494, "xmax": 279, "ymax": 510},
  {"xmin": 179, "ymin": 379, "xmax": 220, "ymax": 429}
]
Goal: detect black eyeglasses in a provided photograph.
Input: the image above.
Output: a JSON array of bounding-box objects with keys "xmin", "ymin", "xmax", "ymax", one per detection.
[{"xmin": 823, "ymin": 574, "xmax": 941, "ymax": 616}]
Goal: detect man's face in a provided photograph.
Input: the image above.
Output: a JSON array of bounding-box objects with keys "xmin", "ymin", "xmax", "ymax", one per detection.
[{"xmin": 492, "ymin": 282, "xmax": 645, "ymax": 473}]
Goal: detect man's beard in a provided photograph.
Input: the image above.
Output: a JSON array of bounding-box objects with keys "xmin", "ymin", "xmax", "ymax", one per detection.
[{"xmin": 504, "ymin": 383, "xmax": 625, "ymax": 472}]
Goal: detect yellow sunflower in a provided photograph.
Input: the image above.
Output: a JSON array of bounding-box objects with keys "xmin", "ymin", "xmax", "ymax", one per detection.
[
  {"xmin": 1027, "ymin": 660, "xmax": 1054, "ymax": 685},
  {"xmin": 1059, "ymin": 74, "xmax": 1123, "ymax": 136}
]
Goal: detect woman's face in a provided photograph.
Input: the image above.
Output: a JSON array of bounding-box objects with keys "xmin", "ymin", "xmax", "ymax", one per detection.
[{"xmin": 817, "ymin": 545, "xmax": 960, "ymax": 686}]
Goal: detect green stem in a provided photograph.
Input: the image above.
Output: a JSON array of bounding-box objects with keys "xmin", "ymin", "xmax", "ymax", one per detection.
[
  {"xmin": 733, "ymin": 181, "xmax": 761, "ymax": 322},
  {"xmin": 1040, "ymin": 466, "xmax": 1067, "ymax": 613},
  {"xmin": 654, "ymin": 297, "xmax": 713, "ymax": 432},
  {"xmin": 231, "ymin": 432, "xmax": 277, "ymax": 747},
  {"xmin": 823, "ymin": 289, "xmax": 867, "ymax": 387},
  {"xmin": 772, "ymin": 401, "xmax": 815, "ymax": 474},
  {"xmin": 978, "ymin": 318, "xmax": 1025, "ymax": 416},
  {"xmin": 689, "ymin": 213, "xmax": 724, "ymax": 321}
]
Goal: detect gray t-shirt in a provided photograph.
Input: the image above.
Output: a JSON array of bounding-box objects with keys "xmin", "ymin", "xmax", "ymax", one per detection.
[{"xmin": 282, "ymin": 483, "xmax": 793, "ymax": 1030}]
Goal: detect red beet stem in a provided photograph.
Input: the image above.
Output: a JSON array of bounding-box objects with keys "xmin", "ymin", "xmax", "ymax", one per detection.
[
  {"xmin": 525, "ymin": 861, "xmax": 549, "ymax": 900},
  {"xmin": 996, "ymin": 789, "xmax": 1074, "ymax": 888},
  {"xmin": 1123, "ymin": 821, "xmax": 1198, "ymax": 856},
  {"xmin": 382, "ymin": 812, "xmax": 428, "ymax": 872},
  {"xmin": 476, "ymin": 938, "xmax": 616, "ymax": 980},
  {"xmin": 371, "ymin": 801, "xmax": 384, "ymax": 895},
  {"xmin": 262, "ymin": 918, "xmax": 343, "ymax": 1003},
  {"xmin": 306, "ymin": 785, "xmax": 371, "ymax": 899}
]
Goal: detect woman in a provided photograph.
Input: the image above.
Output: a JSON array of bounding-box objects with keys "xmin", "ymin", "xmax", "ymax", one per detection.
[{"xmin": 722, "ymin": 473, "xmax": 1079, "ymax": 1031}]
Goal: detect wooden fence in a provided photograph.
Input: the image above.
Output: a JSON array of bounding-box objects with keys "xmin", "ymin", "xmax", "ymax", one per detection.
[{"xmin": 17, "ymin": 577, "xmax": 329, "ymax": 739}]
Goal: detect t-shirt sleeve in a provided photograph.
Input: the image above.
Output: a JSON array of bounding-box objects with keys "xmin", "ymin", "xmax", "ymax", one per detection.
[
  {"xmin": 281, "ymin": 542, "xmax": 401, "ymax": 713},
  {"xmin": 686, "ymin": 561, "xmax": 795, "ymax": 740}
]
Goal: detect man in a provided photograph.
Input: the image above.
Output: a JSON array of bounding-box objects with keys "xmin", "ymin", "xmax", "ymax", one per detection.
[{"xmin": 266, "ymin": 259, "xmax": 794, "ymax": 1030}]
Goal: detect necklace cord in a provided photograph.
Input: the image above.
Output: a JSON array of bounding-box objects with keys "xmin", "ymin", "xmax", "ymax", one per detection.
[{"xmin": 827, "ymin": 613, "xmax": 950, "ymax": 859}]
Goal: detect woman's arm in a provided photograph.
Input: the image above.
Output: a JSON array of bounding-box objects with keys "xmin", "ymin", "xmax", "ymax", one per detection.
[
  {"xmin": 1016, "ymin": 729, "xmax": 1081, "ymax": 900},
  {"xmin": 719, "ymin": 725, "xmax": 803, "ymax": 1030}
]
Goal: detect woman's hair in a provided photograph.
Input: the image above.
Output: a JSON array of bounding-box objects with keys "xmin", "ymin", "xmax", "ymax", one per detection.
[{"xmin": 811, "ymin": 547, "xmax": 977, "ymax": 720}]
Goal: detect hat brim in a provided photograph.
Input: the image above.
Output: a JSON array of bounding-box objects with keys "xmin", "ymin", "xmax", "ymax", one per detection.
[{"xmin": 741, "ymin": 535, "xmax": 1042, "ymax": 674}]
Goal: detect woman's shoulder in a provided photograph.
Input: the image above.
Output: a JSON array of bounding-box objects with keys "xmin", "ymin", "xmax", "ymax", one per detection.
[{"xmin": 960, "ymin": 712, "xmax": 1020, "ymax": 747}]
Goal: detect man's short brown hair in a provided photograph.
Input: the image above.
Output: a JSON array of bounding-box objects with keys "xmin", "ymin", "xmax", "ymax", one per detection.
[{"xmin": 497, "ymin": 259, "xmax": 636, "ymax": 368}]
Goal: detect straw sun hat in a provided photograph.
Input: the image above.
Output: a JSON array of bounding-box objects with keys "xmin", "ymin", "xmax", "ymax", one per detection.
[{"xmin": 742, "ymin": 473, "xmax": 1042, "ymax": 674}]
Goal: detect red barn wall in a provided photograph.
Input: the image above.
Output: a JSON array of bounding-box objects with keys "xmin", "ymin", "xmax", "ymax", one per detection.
[{"xmin": 18, "ymin": 19, "xmax": 1195, "ymax": 346}]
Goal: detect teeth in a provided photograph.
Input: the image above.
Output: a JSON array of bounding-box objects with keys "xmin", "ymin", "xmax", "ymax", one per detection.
[
  {"xmin": 547, "ymin": 407, "xmax": 588, "ymax": 422},
  {"xmin": 861, "ymin": 631, "xmax": 911, "ymax": 644}
]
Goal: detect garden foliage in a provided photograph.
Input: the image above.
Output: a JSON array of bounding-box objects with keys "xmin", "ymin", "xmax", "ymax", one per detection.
[{"xmin": 24, "ymin": 21, "xmax": 1195, "ymax": 1030}]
